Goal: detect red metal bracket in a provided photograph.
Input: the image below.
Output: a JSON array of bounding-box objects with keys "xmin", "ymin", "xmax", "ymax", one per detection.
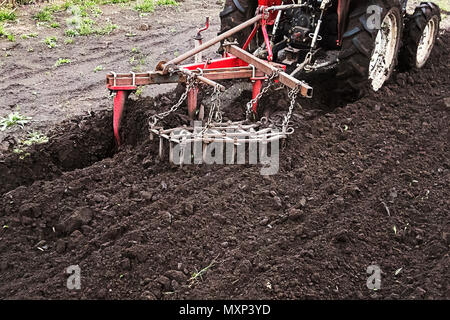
[{"xmin": 113, "ymin": 90, "xmax": 129, "ymax": 146}]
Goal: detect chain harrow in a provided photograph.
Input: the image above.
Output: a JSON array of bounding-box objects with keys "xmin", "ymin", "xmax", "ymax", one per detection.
[{"xmin": 149, "ymin": 68, "xmax": 300, "ymax": 163}]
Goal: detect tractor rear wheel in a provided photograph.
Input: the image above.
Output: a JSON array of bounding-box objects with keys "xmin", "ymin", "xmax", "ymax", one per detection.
[
  {"xmin": 336, "ymin": 0, "xmax": 403, "ymax": 95},
  {"xmin": 219, "ymin": 0, "xmax": 258, "ymax": 52},
  {"xmin": 398, "ymin": 2, "xmax": 440, "ymax": 70}
]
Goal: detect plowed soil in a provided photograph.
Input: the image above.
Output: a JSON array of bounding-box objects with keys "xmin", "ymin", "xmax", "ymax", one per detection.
[{"xmin": 0, "ymin": 2, "xmax": 449, "ymax": 300}]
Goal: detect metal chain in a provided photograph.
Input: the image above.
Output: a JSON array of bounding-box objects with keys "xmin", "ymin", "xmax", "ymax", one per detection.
[
  {"xmin": 245, "ymin": 70, "xmax": 280, "ymax": 120},
  {"xmin": 205, "ymin": 84, "xmax": 223, "ymax": 130},
  {"xmin": 281, "ymin": 86, "xmax": 299, "ymax": 132},
  {"xmin": 149, "ymin": 75, "xmax": 195, "ymax": 128},
  {"xmin": 149, "ymin": 70, "xmax": 298, "ymax": 139}
]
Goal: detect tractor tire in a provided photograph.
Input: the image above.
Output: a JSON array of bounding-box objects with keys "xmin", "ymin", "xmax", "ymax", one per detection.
[
  {"xmin": 219, "ymin": 0, "xmax": 258, "ymax": 52},
  {"xmin": 336, "ymin": 0, "xmax": 403, "ymax": 96},
  {"xmin": 398, "ymin": 2, "xmax": 440, "ymax": 70}
]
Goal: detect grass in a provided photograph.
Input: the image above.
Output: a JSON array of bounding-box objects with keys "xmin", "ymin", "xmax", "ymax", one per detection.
[
  {"xmin": 21, "ymin": 33, "xmax": 38, "ymax": 39},
  {"xmin": 91, "ymin": 6, "xmax": 103, "ymax": 17},
  {"xmin": 44, "ymin": 36, "xmax": 57, "ymax": 48},
  {"xmin": 0, "ymin": 112, "xmax": 32, "ymax": 131},
  {"xmin": 134, "ymin": 86, "xmax": 143, "ymax": 96},
  {"xmin": 156, "ymin": 0, "xmax": 179, "ymax": 6},
  {"xmin": 77, "ymin": 19, "xmax": 95, "ymax": 36},
  {"xmin": 102, "ymin": 0, "xmax": 132, "ymax": 4},
  {"xmin": 34, "ymin": 2, "xmax": 71, "ymax": 22},
  {"xmin": 188, "ymin": 256, "xmax": 219, "ymax": 287},
  {"xmin": 434, "ymin": 0, "xmax": 450, "ymax": 12},
  {"xmin": 12, "ymin": 148, "xmax": 30, "ymax": 159},
  {"xmin": 13, "ymin": 131, "xmax": 49, "ymax": 160},
  {"xmin": 135, "ymin": 0, "xmax": 155, "ymax": 13},
  {"xmin": 55, "ymin": 58, "xmax": 71, "ymax": 67},
  {"xmin": 134, "ymin": 0, "xmax": 179, "ymax": 13},
  {"xmin": 28, "ymin": 0, "xmax": 180, "ymax": 40},
  {"xmin": 21, "ymin": 131, "xmax": 49, "ymax": 146},
  {"xmin": 25, "ymin": 0, "xmax": 181, "ymax": 27},
  {"xmin": 130, "ymin": 48, "xmax": 147, "ymax": 72},
  {"xmin": 130, "ymin": 56, "xmax": 146, "ymax": 72},
  {"xmin": 65, "ymin": 21, "xmax": 118, "ymax": 37},
  {"xmin": 95, "ymin": 22, "xmax": 118, "ymax": 35},
  {"xmin": 0, "ymin": 23, "xmax": 15, "ymax": 42},
  {"xmin": 64, "ymin": 29, "xmax": 79, "ymax": 37},
  {"xmin": 435, "ymin": 0, "xmax": 450, "ymax": 20},
  {"xmin": 2, "ymin": 0, "xmax": 181, "ymax": 45},
  {"xmin": 34, "ymin": 9, "xmax": 54, "ymax": 22},
  {"xmin": 0, "ymin": 9, "xmax": 17, "ymax": 22},
  {"xmin": 93, "ymin": 65, "xmax": 103, "ymax": 72}
]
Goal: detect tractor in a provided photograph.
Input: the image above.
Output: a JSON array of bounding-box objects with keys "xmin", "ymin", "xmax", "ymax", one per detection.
[
  {"xmin": 219, "ymin": 0, "xmax": 441, "ymax": 93},
  {"xmin": 106, "ymin": 0, "xmax": 441, "ymax": 163}
]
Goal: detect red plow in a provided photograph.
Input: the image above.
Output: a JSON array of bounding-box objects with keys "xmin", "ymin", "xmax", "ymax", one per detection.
[{"xmin": 106, "ymin": 0, "xmax": 313, "ymax": 152}]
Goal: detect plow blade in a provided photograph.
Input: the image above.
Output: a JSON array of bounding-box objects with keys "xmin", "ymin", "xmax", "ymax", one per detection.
[{"xmin": 113, "ymin": 90, "xmax": 127, "ymax": 146}]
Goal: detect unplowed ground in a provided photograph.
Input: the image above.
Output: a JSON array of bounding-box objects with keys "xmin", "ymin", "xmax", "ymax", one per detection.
[
  {"xmin": 0, "ymin": 1, "xmax": 449, "ymax": 300},
  {"xmin": 0, "ymin": 0, "xmax": 223, "ymax": 148}
]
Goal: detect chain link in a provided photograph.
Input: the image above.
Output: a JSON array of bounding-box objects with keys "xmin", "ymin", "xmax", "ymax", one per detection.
[
  {"xmin": 245, "ymin": 70, "xmax": 280, "ymax": 120},
  {"xmin": 243, "ymin": 69, "xmax": 299, "ymax": 134},
  {"xmin": 282, "ymin": 86, "xmax": 300, "ymax": 132},
  {"xmin": 149, "ymin": 75, "xmax": 195, "ymax": 128},
  {"xmin": 149, "ymin": 69, "xmax": 299, "ymax": 137}
]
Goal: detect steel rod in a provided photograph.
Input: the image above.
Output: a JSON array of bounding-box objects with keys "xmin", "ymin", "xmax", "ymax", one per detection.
[
  {"xmin": 265, "ymin": 3, "xmax": 308, "ymax": 11},
  {"xmin": 180, "ymin": 68, "xmax": 226, "ymax": 91},
  {"xmin": 160, "ymin": 14, "xmax": 263, "ymax": 73},
  {"xmin": 225, "ymin": 44, "xmax": 313, "ymax": 97}
]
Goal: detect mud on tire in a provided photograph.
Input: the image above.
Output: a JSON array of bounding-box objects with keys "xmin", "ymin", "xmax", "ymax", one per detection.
[
  {"xmin": 219, "ymin": 0, "xmax": 258, "ymax": 51},
  {"xmin": 398, "ymin": 2, "xmax": 440, "ymax": 70},
  {"xmin": 336, "ymin": 0, "xmax": 403, "ymax": 96}
]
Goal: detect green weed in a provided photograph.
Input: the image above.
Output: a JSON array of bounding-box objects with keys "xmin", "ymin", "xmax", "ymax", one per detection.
[
  {"xmin": 135, "ymin": 0, "xmax": 155, "ymax": 13},
  {"xmin": 44, "ymin": 36, "xmax": 57, "ymax": 48},
  {"xmin": 0, "ymin": 112, "xmax": 32, "ymax": 131},
  {"xmin": 94, "ymin": 65, "xmax": 103, "ymax": 72},
  {"xmin": 0, "ymin": 9, "xmax": 17, "ymax": 22},
  {"xmin": 54, "ymin": 58, "xmax": 71, "ymax": 67}
]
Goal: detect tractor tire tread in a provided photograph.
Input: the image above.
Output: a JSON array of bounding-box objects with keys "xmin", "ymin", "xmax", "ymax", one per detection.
[
  {"xmin": 336, "ymin": 0, "xmax": 403, "ymax": 96},
  {"xmin": 398, "ymin": 2, "xmax": 440, "ymax": 70}
]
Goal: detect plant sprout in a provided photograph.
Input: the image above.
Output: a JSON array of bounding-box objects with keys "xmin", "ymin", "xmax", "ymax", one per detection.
[{"xmin": 0, "ymin": 112, "xmax": 32, "ymax": 131}]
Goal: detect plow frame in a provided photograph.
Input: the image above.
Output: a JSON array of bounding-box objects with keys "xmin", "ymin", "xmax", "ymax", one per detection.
[{"xmin": 106, "ymin": 1, "xmax": 313, "ymax": 145}]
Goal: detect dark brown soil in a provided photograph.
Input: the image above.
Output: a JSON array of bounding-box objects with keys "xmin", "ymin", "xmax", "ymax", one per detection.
[{"xmin": 0, "ymin": 27, "xmax": 449, "ymax": 301}]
